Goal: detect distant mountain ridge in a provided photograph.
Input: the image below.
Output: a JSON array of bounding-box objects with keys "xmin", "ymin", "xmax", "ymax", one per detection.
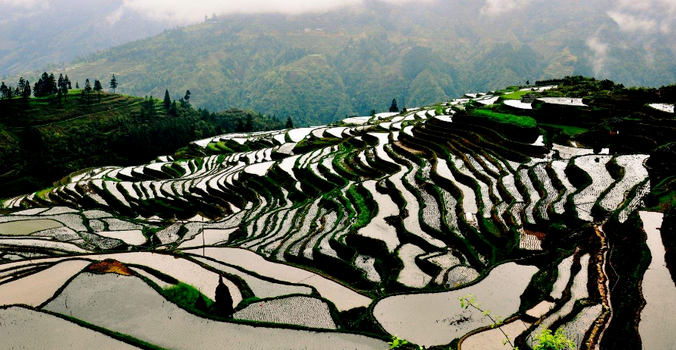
[
  {"xmin": 21, "ymin": 0, "xmax": 676, "ymax": 125},
  {"xmin": 0, "ymin": 0, "xmax": 170, "ymax": 77}
]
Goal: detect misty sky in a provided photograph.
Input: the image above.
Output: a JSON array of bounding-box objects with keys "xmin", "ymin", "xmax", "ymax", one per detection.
[
  {"xmin": 1, "ymin": 0, "xmax": 673, "ymax": 31},
  {"xmin": 1, "ymin": 0, "xmax": 673, "ymax": 32}
]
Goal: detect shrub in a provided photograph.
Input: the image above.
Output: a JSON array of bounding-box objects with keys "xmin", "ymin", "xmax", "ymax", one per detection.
[{"xmin": 533, "ymin": 329, "xmax": 576, "ymax": 350}]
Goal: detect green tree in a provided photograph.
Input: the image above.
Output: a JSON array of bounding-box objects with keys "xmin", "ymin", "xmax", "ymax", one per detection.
[
  {"xmin": 22, "ymin": 80, "xmax": 31, "ymax": 98},
  {"xmin": 163, "ymin": 90, "xmax": 171, "ymax": 110},
  {"xmin": 285, "ymin": 116, "xmax": 293, "ymax": 129},
  {"xmin": 0, "ymin": 82, "xmax": 8, "ymax": 99},
  {"xmin": 235, "ymin": 119, "xmax": 244, "ymax": 132},
  {"xmin": 389, "ymin": 98, "xmax": 399, "ymax": 113},
  {"xmin": 94, "ymin": 80, "xmax": 103, "ymax": 101},
  {"xmin": 184, "ymin": 89, "xmax": 191, "ymax": 104},
  {"xmin": 109, "ymin": 74, "xmax": 118, "ymax": 93},
  {"xmin": 48, "ymin": 73, "xmax": 57, "ymax": 95},
  {"xmin": 59, "ymin": 75, "xmax": 69, "ymax": 100},
  {"xmin": 83, "ymin": 79, "xmax": 92, "ymax": 104},
  {"xmin": 17, "ymin": 78, "xmax": 30, "ymax": 99}
]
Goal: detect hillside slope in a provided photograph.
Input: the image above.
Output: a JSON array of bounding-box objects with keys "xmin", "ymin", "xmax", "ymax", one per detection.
[
  {"xmin": 43, "ymin": 0, "xmax": 676, "ymax": 125},
  {"xmin": 0, "ymin": 91, "xmax": 284, "ymax": 198}
]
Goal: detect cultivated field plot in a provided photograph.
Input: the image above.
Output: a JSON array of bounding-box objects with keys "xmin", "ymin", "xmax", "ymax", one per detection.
[{"xmin": 0, "ymin": 88, "xmax": 662, "ymax": 349}]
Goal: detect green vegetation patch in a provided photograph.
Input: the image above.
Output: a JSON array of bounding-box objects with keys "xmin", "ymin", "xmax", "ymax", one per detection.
[
  {"xmin": 471, "ymin": 109, "xmax": 537, "ymax": 128},
  {"xmin": 161, "ymin": 282, "xmax": 214, "ymax": 311},
  {"xmin": 501, "ymin": 90, "xmax": 531, "ymax": 100},
  {"xmin": 539, "ymin": 123, "xmax": 588, "ymax": 136}
]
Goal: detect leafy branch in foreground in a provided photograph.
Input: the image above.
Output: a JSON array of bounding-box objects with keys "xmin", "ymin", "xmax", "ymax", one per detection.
[
  {"xmin": 459, "ymin": 294, "xmax": 516, "ymax": 349},
  {"xmin": 458, "ymin": 294, "xmax": 576, "ymax": 350}
]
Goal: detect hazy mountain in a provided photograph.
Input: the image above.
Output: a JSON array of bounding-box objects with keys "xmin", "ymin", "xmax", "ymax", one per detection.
[
  {"xmin": 0, "ymin": 0, "xmax": 171, "ymax": 77},
  {"xmin": 9, "ymin": 0, "xmax": 676, "ymax": 124}
]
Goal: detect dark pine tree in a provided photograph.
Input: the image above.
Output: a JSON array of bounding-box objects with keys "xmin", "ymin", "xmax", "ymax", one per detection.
[
  {"xmin": 83, "ymin": 79, "xmax": 92, "ymax": 104},
  {"xmin": 17, "ymin": 77, "xmax": 25, "ymax": 93},
  {"xmin": 0, "ymin": 82, "xmax": 8, "ymax": 99},
  {"xmin": 48, "ymin": 73, "xmax": 57, "ymax": 95},
  {"xmin": 75, "ymin": 82, "xmax": 79, "ymax": 89},
  {"xmin": 93, "ymin": 80, "xmax": 103, "ymax": 101},
  {"xmin": 389, "ymin": 98, "xmax": 399, "ymax": 113},
  {"xmin": 33, "ymin": 80, "xmax": 41, "ymax": 97},
  {"xmin": 213, "ymin": 276, "xmax": 234, "ymax": 318},
  {"xmin": 184, "ymin": 90, "xmax": 191, "ymax": 104},
  {"xmin": 235, "ymin": 119, "xmax": 244, "ymax": 132},
  {"xmin": 163, "ymin": 90, "xmax": 171, "ymax": 110},
  {"xmin": 57, "ymin": 74, "xmax": 67, "ymax": 100},
  {"xmin": 109, "ymin": 74, "xmax": 118, "ymax": 93},
  {"xmin": 285, "ymin": 116, "xmax": 293, "ymax": 129},
  {"xmin": 65, "ymin": 75, "xmax": 72, "ymax": 89},
  {"xmin": 22, "ymin": 80, "xmax": 31, "ymax": 98}
]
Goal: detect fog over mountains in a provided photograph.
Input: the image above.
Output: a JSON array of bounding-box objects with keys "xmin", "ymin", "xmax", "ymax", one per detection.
[{"xmin": 2, "ymin": 0, "xmax": 675, "ymax": 123}]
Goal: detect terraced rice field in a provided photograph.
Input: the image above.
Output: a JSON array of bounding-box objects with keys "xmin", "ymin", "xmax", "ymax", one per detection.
[
  {"xmin": 0, "ymin": 89, "xmax": 659, "ymax": 349},
  {"xmin": 638, "ymin": 212, "xmax": 676, "ymax": 350}
]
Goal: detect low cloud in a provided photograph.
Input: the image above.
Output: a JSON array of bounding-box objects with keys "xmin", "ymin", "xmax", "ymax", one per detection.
[
  {"xmin": 120, "ymin": 0, "xmax": 435, "ymax": 24},
  {"xmin": 608, "ymin": 11, "xmax": 658, "ymax": 33},
  {"xmin": 586, "ymin": 35, "xmax": 609, "ymax": 76},
  {"xmin": 608, "ymin": 0, "xmax": 676, "ymax": 34},
  {"xmin": 0, "ymin": 0, "xmax": 50, "ymax": 23},
  {"xmin": 480, "ymin": 0, "xmax": 533, "ymax": 17},
  {"xmin": 106, "ymin": 7, "xmax": 125, "ymax": 25},
  {"xmin": 0, "ymin": 0, "xmax": 40, "ymax": 7}
]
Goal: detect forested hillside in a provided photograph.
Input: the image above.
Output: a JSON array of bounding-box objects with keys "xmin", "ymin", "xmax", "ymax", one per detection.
[
  {"xmin": 39, "ymin": 0, "xmax": 676, "ymax": 125},
  {"xmin": 0, "ymin": 78, "xmax": 284, "ymax": 198}
]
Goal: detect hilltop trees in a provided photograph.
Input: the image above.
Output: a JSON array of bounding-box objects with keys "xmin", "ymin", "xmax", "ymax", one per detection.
[
  {"xmin": 109, "ymin": 74, "xmax": 118, "ymax": 93},
  {"xmin": 17, "ymin": 78, "xmax": 31, "ymax": 99},
  {"xmin": 0, "ymin": 78, "xmax": 31, "ymax": 101},
  {"xmin": 94, "ymin": 80, "xmax": 103, "ymax": 101},
  {"xmin": 57, "ymin": 74, "xmax": 69, "ymax": 99},
  {"xmin": 33, "ymin": 72, "xmax": 57, "ymax": 97},
  {"xmin": 286, "ymin": 116, "xmax": 294, "ymax": 128}
]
